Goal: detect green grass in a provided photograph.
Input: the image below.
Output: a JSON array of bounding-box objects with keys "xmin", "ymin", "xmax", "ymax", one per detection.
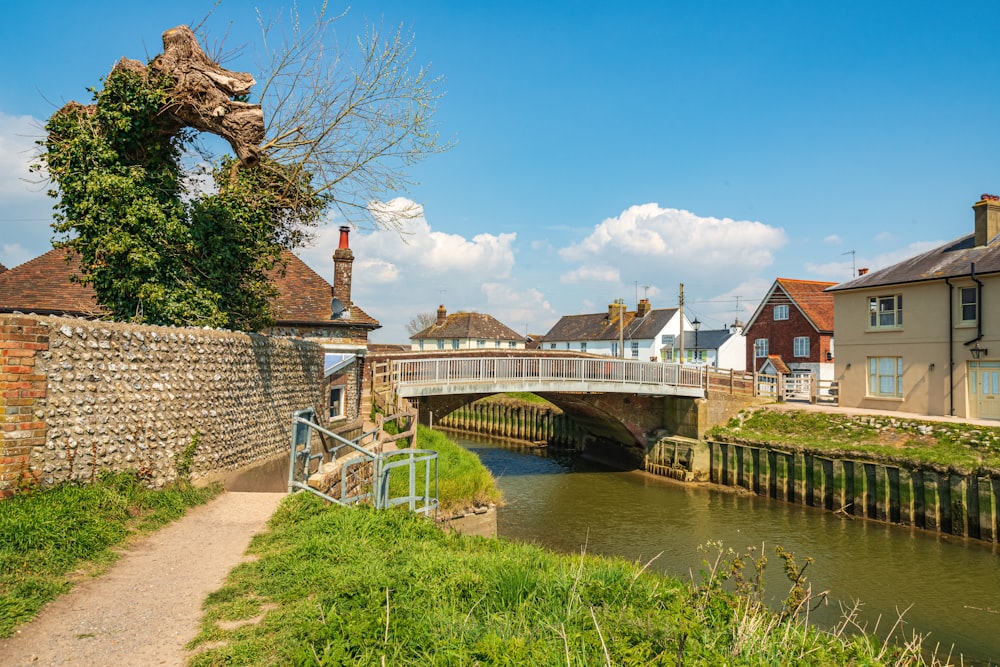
[
  {"xmin": 187, "ymin": 495, "xmax": 938, "ymax": 666},
  {"xmin": 477, "ymin": 392, "xmax": 557, "ymax": 408},
  {"xmin": 708, "ymin": 409, "xmax": 1000, "ymax": 472},
  {"xmin": 0, "ymin": 471, "xmax": 220, "ymax": 637},
  {"xmin": 397, "ymin": 426, "xmax": 502, "ymax": 514}
]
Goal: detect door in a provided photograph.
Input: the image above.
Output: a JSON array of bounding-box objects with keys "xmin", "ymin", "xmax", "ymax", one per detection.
[{"xmin": 969, "ymin": 361, "xmax": 1000, "ymax": 420}]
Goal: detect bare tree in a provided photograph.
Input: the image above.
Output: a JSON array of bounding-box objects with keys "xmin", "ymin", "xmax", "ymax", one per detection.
[
  {"xmin": 406, "ymin": 311, "xmax": 438, "ymax": 336},
  {"xmin": 248, "ymin": 4, "xmax": 452, "ymax": 234}
]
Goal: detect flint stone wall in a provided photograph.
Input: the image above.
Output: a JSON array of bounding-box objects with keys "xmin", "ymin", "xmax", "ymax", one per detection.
[{"xmin": 1, "ymin": 314, "xmax": 326, "ymax": 496}]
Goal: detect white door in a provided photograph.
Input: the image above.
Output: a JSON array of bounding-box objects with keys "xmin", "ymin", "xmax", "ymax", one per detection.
[{"xmin": 969, "ymin": 361, "xmax": 1000, "ymax": 420}]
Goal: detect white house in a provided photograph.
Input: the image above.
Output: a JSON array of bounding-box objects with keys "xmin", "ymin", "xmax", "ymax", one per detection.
[{"xmin": 410, "ymin": 305, "xmax": 527, "ymax": 351}]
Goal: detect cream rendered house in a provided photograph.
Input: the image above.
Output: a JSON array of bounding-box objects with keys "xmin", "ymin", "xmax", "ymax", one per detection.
[{"xmin": 828, "ymin": 195, "xmax": 1000, "ymax": 420}]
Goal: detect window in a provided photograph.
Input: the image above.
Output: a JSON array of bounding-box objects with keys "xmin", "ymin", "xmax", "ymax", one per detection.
[
  {"xmin": 868, "ymin": 356, "xmax": 903, "ymax": 397},
  {"xmin": 329, "ymin": 387, "xmax": 344, "ymax": 420},
  {"xmin": 549, "ymin": 343, "xmax": 557, "ymax": 350},
  {"xmin": 508, "ymin": 341, "xmax": 517, "ymax": 348},
  {"xmin": 452, "ymin": 339, "xmax": 460, "ymax": 349},
  {"xmin": 418, "ymin": 340, "xmax": 424, "ymax": 351},
  {"xmin": 436, "ymin": 340, "xmax": 444, "ymax": 350},
  {"xmin": 869, "ymin": 294, "xmax": 903, "ymax": 329},
  {"xmin": 960, "ymin": 286, "xmax": 978, "ymax": 324},
  {"xmin": 477, "ymin": 339, "xmax": 486, "ymax": 348},
  {"xmin": 793, "ymin": 336, "xmax": 810, "ymax": 357},
  {"xmin": 686, "ymin": 349, "xmax": 707, "ymax": 362},
  {"xmin": 495, "ymin": 340, "xmax": 501, "ymax": 348},
  {"xmin": 773, "ymin": 305, "xmax": 789, "ymax": 320},
  {"xmin": 580, "ymin": 342, "xmax": 587, "ymax": 353},
  {"xmin": 754, "ymin": 338, "xmax": 769, "ymax": 358},
  {"xmin": 611, "ymin": 342, "xmax": 619, "ymax": 357},
  {"xmin": 631, "ymin": 340, "xmax": 639, "ymax": 357}
]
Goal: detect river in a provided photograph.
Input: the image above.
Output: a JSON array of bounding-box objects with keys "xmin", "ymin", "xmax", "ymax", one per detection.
[{"xmin": 452, "ymin": 433, "xmax": 1000, "ymax": 666}]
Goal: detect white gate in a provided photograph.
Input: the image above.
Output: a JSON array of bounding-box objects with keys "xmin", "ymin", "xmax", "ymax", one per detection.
[{"xmin": 783, "ymin": 373, "xmax": 813, "ymax": 402}]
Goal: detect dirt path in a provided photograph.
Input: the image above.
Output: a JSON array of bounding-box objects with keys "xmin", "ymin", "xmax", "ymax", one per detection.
[{"xmin": 0, "ymin": 491, "xmax": 284, "ymax": 667}]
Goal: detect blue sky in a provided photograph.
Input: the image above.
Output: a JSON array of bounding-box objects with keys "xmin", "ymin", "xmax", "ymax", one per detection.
[{"xmin": 3, "ymin": 1, "xmax": 999, "ymax": 341}]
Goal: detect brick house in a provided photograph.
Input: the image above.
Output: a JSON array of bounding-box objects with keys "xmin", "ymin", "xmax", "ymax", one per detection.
[
  {"xmin": 0, "ymin": 226, "xmax": 378, "ymax": 430},
  {"xmin": 743, "ymin": 278, "xmax": 836, "ymax": 384},
  {"xmin": 828, "ymin": 194, "xmax": 1000, "ymax": 420},
  {"xmin": 410, "ymin": 305, "xmax": 527, "ymax": 350}
]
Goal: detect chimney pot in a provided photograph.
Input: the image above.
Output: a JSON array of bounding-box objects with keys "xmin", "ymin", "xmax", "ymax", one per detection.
[
  {"xmin": 857, "ymin": 267, "xmax": 869, "ymax": 276},
  {"xmin": 338, "ymin": 226, "xmax": 351, "ymax": 249},
  {"xmin": 436, "ymin": 304, "xmax": 447, "ymax": 326}
]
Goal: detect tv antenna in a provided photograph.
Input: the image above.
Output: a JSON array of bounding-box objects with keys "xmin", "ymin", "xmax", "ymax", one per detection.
[{"xmin": 842, "ymin": 250, "xmax": 856, "ymax": 277}]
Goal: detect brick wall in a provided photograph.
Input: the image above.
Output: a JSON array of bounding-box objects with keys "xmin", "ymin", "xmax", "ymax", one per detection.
[
  {"xmin": 0, "ymin": 314, "xmax": 330, "ymax": 497},
  {"xmin": 0, "ymin": 316, "xmax": 50, "ymax": 497},
  {"xmin": 745, "ymin": 304, "xmax": 832, "ymax": 372}
]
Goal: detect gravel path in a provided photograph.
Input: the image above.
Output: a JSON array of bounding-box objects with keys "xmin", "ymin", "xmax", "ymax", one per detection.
[{"xmin": 0, "ymin": 491, "xmax": 284, "ymax": 667}]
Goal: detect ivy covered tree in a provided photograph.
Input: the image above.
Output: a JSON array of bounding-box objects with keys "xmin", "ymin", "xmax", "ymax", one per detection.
[{"xmin": 39, "ymin": 12, "xmax": 447, "ymax": 329}]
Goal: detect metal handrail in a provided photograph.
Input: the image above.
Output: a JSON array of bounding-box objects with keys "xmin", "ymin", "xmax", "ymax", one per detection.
[
  {"xmin": 287, "ymin": 408, "xmax": 438, "ymax": 515},
  {"xmin": 391, "ymin": 357, "xmax": 705, "ymax": 391}
]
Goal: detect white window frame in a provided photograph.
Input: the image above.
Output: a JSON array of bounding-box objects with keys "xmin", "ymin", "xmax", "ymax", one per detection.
[
  {"xmin": 631, "ymin": 340, "xmax": 639, "ymax": 357},
  {"xmin": 959, "ymin": 286, "xmax": 978, "ymax": 325},
  {"xmin": 773, "ymin": 305, "xmax": 789, "ymax": 321},
  {"xmin": 868, "ymin": 356, "xmax": 903, "ymax": 398},
  {"xmin": 580, "ymin": 342, "xmax": 587, "ymax": 353},
  {"xmin": 793, "ymin": 336, "xmax": 810, "ymax": 357},
  {"xmin": 754, "ymin": 338, "xmax": 769, "ymax": 358},
  {"xmin": 329, "ymin": 386, "xmax": 345, "ymax": 420},
  {"xmin": 452, "ymin": 339, "xmax": 460, "ymax": 349},
  {"xmin": 436, "ymin": 340, "xmax": 444, "ymax": 350},
  {"xmin": 868, "ymin": 294, "xmax": 903, "ymax": 329}
]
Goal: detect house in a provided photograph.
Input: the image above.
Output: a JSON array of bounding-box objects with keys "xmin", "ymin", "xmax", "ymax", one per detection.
[
  {"xmin": 743, "ymin": 278, "xmax": 836, "ymax": 383},
  {"xmin": 0, "ymin": 226, "xmax": 379, "ymax": 428},
  {"xmin": 827, "ymin": 194, "xmax": 1000, "ymax": 420},
  {"xmin": 540, "ymin": 299, "xmax": 696, "ymax": 361},
  {"xmin": 410, "ymin": 305, "xmax": 527, "ymax": 350},
  {"xmin": 688, "ymin": 323, "xmax": 747, "ymax": 370},
  {"xmin": 0, "ymin": 263, "xmax": 6, "ymax": 274}
]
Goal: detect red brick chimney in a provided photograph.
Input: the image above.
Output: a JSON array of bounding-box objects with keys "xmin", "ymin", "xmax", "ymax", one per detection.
[
  {"xmin": 857, "ymin": 267, "xmax": 869, "ymax": 276},
  {"xmin": 436, "ymin": 304, "xmax": 447, "ymax": 325},
  {"xmin": 636, "ymin": 298, "xmax": 651, "ymax": 317},
  {"xmin": 333, "ymin": 226, "xmax": 354, "ymax": 306}
]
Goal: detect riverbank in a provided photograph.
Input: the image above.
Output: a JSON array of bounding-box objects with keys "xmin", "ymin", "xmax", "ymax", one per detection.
[{"xmin": 187, "ymin": 492, "xmax": 941, "ymax": 666}]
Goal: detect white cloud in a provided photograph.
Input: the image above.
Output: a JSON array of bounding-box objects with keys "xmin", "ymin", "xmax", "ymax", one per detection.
[
  {"xmin": 560, "ymin": 264, "xmax": 620, "ymax": 284},
  {"xmin": 0, "ymin": 112, "xmax": 45, "ymax": 200},
  {"xmin": 293, "ymin": 199, "xmax": 528, "ymax": 342},
  {"xmin": 560, "ymin": 203, "xmax": 785, "ymax": 265},
  {"xmin": 824, "ymin": 234, "xmax": 841, "ymax": 244},
  {"xmin": 804, "ymin": 240, "xmax": 944, "ymax": 281},
  {"xmin": 480, "ymin": 282, "xmax": 557, "ymax": 334},
  {"xmin": 0, "ymin": 243, "xmax": 33, "ymax": 269},
  {"xmin": 874, "ymin": 231, "xmax": 894, "ymax": 243}
]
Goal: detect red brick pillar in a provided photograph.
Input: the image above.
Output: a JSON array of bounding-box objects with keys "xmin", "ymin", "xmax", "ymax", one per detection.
[{"xmin": 0, "ymin": 315, "xmax": 49, "ymax": 498}]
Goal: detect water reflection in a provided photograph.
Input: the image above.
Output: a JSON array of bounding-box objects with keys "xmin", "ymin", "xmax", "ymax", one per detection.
[{"xmin": 459, "ymin": 434, "xmax": 1000, "ymax": 666}]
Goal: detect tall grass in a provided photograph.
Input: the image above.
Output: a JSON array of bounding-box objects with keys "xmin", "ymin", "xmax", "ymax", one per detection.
[
  {"xmin": 404, "ymin": 426, "xmax": 502, "ymax": 514},
  {"xmin": 188, "ymin": 495, "xmax": 945, "ymax": 666},
  {"xmin": 0, "ymin": 471, "xmax": 219, "ymax": 636}
]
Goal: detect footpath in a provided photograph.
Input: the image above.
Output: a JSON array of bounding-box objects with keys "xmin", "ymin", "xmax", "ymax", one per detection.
[{"xmin": 0, "ymin": 491, "xmax": 284, "ymax": 667}]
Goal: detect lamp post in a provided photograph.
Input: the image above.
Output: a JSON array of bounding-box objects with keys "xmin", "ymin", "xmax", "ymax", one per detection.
[{"xmin": 692, "ymin": 317, "xmax": 701, "ymax": 364}]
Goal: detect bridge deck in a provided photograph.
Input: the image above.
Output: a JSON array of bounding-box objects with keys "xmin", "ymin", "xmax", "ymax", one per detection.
[{"xmin": 392, "ymin": 357, "xmax": 706, "ymax": 398}]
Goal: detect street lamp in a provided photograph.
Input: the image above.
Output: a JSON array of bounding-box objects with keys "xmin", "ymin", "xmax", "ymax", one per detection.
[{"xmin": 692, "ymin": 317, "xmax": 701, "ymax": 364}]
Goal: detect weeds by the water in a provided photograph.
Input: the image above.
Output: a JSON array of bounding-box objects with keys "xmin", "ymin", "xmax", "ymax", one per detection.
[
  {"xmin": 0, "ymin": 471, "xmax": 219, "ymax": 637},
  {"xmin": 408, "ymin": 426, "xmax": 502, "ymax": 514},
  {"xmin": 709, "ymin": 409, "xmax": 1000, "ymax": 470},
  {"xmin": 188, "ymin": 495, "xmax": 949, "ymax": 666}
]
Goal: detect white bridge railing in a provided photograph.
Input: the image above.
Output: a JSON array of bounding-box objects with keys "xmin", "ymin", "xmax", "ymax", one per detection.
[{"xmin": 391, "ymin": 356, "xmax": 706, "ymax": 395}]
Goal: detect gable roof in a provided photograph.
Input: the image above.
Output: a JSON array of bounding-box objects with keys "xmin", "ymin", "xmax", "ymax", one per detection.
[
  {"xmin": 827, "ymin": 232, "xmax": 1000, "ymax": 293},
  {"xmin": 0, "ymin": 247, "xmax": 378, "ymax": 329},
  {"xmin": 692, "ymin": 328, "xmax": 738, "ymax": 351},
  {"xmin": 542, "ymin": 308, "xmax": 679, "ymax": 342},
  {"xmin": 411, "ymin": 311, "xmax": 525, "ymax": 341},
  {"xmin": 744, "ymin": 278, "xmax": 835, "ymax": 333}
]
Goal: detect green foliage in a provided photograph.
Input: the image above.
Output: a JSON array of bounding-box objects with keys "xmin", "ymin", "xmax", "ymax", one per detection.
[
  {"xmin": 188, "ymin": 496, "xmax": 935, "ymax": 666},
  {"xmin": 38, "ymin": 65, "xmax": 325, "ymax": 330},
  {"xmin": 413, "ymin": 427, "xmax": 502, "ymax": 511},
  {"xmin": 0, "ymin": 471, "xmax": 219, "ymax": 636},
  {"xmin": 175, "ymin": 430, "xmax": 200, "ymax": 481}
]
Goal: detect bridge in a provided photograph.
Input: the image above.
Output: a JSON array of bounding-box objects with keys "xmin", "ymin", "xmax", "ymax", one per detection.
[
  {"xmin": 370, "ymin": 352, "xmax": 763, "ymax": 462},
  {"xmin": 390, "ymin": 356, "xmax": 706, "ymax": 398}
]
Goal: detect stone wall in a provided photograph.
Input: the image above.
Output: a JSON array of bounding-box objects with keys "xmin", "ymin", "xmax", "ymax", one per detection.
[{"xmin": 0, "ymin": 314, "xmax": 327, "ymax": 497}]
